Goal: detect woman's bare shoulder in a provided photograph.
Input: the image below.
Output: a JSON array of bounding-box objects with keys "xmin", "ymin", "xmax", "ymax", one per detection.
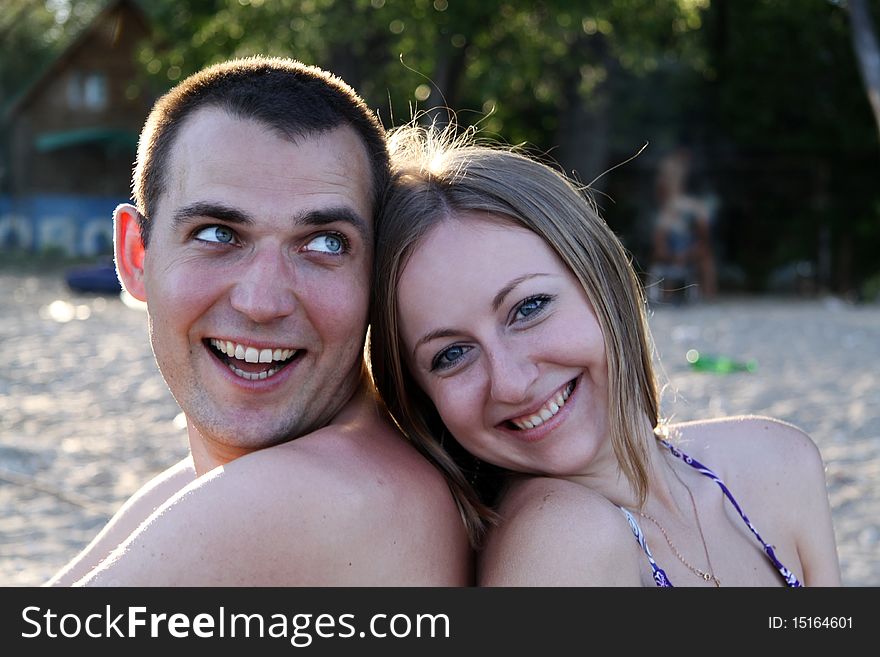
[
  {"xmin": 669, "ymin": 415, "xmax": 823, "ymax": 475},
  {"xmin": 496, "ymin": 476, "xmax": 617, "ymax": 518},
  {"xmin": 478, "ymin": 477, "xmax": 643, "ymax": 586},
  {"xmin": 667, "ymin": 416, "xmax": 839, "ymax": 586},
  {"xmin": 668, "ymin": 416, "xmax": 829, "ymax": 534}
]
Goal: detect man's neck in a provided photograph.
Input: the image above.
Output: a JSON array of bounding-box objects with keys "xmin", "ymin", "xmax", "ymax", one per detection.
[
  {"xmin": 187, "ymin": 432, "xmax": 252, "ymax": 476},
  {"xmin": 186, "ymin": 367, "xmax": 379, "ymax": 476}
]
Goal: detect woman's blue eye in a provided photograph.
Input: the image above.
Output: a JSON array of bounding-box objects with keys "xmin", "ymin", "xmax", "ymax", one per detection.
[
  {"xmin": 514, "ymin": 295, "xmax": 552, "ymax": 321},
  {"xmin": 305, "ymin": 233, "xmax": 346, "ymax": 254},
  {"xmin": 431, "ymin": 344, "xmax": 471, "ymax": 371},
  {"xmin": 195, "ymin": 225, "xmax": 236, "ymax": 244}
]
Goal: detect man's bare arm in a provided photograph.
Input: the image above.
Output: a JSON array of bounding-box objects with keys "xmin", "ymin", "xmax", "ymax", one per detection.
[{"xmin": 46, "ymin": 456, "xmax": 195, "ymax": 586}]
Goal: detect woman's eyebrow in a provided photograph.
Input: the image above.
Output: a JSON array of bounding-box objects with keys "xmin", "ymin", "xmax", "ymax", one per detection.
[
  {"xmin": 491, "ymin": 273, "xmax": 550, "ymax": 311},
  {"xmin": 413, "ymin": 328, "xmax": 462, "ymax": 359}
]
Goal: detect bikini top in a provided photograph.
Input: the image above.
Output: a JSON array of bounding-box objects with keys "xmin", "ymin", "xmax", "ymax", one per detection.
[{"xmin": 620, "ymin": 439, "xmax": 802, "ymax": 587}]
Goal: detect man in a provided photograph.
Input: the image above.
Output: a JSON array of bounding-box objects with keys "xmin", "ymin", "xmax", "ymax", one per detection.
[{"xmin": 47, "ymin": 57, "xmax": 470, "ymax": 586}]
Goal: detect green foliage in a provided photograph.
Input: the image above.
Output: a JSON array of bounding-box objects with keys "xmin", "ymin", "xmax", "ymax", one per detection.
[
  {"xmin": 129, "ymin": 1, "xmax": 707, "ymax": 141},
  {"xmin": 0, "ymin": 0, "xmax": 101, "ymax": 111},
  {"xmin": 862, "ymin": 270, "xmax": 880, "ymax": 302}
]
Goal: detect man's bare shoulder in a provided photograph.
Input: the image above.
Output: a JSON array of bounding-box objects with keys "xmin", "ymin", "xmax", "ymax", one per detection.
[
  {"xmin": 479, "ymin": 477, "xmax": 643, "ymax": 586},
  {"xmin": 234, "ymin": 399, "xmax": 458, "ymax": 515},
  {"xmin": 81, "ymin": 405, "xmax": 470, "ymax": 586}
]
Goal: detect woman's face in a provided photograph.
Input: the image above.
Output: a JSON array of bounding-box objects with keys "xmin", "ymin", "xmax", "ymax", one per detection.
[{"xmin": 397, "ymin": 213, "xmax": 612, "ymax": 477}]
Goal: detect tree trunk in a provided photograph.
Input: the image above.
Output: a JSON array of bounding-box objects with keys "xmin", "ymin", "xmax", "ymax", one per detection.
[
  {"xmin": 422, "ymin": 41, "xmax": 468, "ymax": 129},
  {"xmin": 848, "ymin": 0, "xmax": 880, "ymax": 141},
  {"xmin": 553, "ymin": 34, "xmax": 614, "ymax": 194}
]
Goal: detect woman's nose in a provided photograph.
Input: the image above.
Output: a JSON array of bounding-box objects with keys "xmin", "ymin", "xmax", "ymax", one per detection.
[{"xmin": 487, "ymin": 346, "xmax": 539, "ymax": 405}]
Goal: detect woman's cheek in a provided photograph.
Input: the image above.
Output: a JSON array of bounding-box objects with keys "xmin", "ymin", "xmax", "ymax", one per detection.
[{"xmin": 435, "ymin": 381, "xmax": 485, "ymax": 444}]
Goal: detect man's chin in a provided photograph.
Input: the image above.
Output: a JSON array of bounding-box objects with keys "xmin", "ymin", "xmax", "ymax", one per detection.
[{"xmin": 185, "ymin": 412, "xmax": 307, "ymax": 455}]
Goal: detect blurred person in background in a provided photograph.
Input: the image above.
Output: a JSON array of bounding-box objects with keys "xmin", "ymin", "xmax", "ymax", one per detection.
[{"xmin": 647, "ymin": 148, "xmax": 718, "ymax": 303}]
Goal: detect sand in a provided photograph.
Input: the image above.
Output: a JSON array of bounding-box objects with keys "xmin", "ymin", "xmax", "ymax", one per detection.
[{"xmin": 0, "ymin": 271, "xmax": 877, "ymax": 586}]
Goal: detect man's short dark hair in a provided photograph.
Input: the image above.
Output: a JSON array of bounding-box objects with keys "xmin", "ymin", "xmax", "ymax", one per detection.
[{"xmin": 132, "ymin": 56, "xmax": 389, "ymax": 245}]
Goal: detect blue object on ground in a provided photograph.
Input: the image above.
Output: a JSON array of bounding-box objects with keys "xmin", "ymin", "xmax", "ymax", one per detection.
[{"xmin": 65, "ymin": 260, "xmax": 121, "ymax": 294}]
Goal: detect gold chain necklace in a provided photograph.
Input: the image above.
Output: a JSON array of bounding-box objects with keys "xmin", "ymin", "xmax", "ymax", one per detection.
[
  {"xmin": 638, "ymin": 511, "xmax": 720, "ymax": 586},
  {"xmin": 638, "ymin": 469, "xmax": 721, "ymax": 587},
  {"xmin": 672, "ymin": 465, "xmax": 720, "ymax": 587}
]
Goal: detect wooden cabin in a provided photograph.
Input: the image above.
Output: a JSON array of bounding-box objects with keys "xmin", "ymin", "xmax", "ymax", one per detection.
[{"xmin": 1, "ymin": 0, "xmax": 152, "ymax": 256}]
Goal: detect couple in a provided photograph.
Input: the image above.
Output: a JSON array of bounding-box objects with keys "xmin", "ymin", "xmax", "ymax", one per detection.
[{"xmin": 49, "ymin": 57, "xmax": 840, "ymax": 587}]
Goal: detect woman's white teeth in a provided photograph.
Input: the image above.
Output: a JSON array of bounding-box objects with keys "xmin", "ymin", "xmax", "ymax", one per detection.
[
  {"xmin": 511, "ymin": 381, "xmax": 574, "ymax": 430},
  {"xmin": 210, "ymin": 339, "xmax": 296, "ymax": 363}
]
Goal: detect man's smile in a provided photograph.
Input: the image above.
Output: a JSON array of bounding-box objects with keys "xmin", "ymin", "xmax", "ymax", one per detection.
[{"xmin": 206, "ymin": 338, "xmax": 300, "ymax": 381}]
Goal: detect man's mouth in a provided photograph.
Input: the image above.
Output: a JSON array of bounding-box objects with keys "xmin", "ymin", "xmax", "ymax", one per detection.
[
  {"xmin": 206, "ymin": 338, "xmax": 299, "ymax": 381},
  {"xmin": 505, "ymin": 379, "xmax": 576, "ymax": 430}
]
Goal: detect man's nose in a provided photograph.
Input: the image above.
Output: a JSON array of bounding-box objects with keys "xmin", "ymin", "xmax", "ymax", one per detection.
[
  {"xmin": 229, "ymin": 246, "xmax": 298, "ymax": 323},
  {"xmin": 487, "ymin": 346, "xmax": 539, "ymax": 405}
]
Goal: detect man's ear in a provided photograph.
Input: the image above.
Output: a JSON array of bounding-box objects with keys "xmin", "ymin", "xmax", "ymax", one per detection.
[{"xmin": 114, "ymin": 203, "xmax": 147, "ymax": 301}]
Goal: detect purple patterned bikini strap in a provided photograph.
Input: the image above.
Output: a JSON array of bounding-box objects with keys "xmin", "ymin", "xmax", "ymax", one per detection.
[
  {"xmin": 620, "ymin": 507, "xmax": 672, "ymax": 587},
  {"xmin": 658, "ymin": 439, "xmax": 802, "ymax": 587}
]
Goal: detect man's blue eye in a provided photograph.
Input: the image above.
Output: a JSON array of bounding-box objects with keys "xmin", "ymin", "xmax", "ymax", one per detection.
[
  {"xmin": 306, "ymin": 233, "xmax": 346, "ymax": 254},
  {"xmin": 195, "ymin": 226, "xmax": 235, "ymax": 244}
]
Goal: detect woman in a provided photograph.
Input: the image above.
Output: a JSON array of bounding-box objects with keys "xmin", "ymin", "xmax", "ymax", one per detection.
[{"xmin": 369, "ymin": 126, "xmax": 840, "ymax": 586}]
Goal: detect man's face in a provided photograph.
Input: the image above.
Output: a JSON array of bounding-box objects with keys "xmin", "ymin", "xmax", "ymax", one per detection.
[{"xmin": 142, "ymin": 107, "xmax": 374, "ymax": 456}]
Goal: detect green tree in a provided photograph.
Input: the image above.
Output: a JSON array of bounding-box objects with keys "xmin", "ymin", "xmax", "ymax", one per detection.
[{"xmin": 134, "ymin": 1, "xmax": 707, "ymax": 170}]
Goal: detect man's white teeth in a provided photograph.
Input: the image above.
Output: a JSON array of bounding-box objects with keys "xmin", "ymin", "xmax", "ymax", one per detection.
[
  {"xmin": 228, "ymin": 363, "xmax": 283, "ymax": 381},
  {"xmin": 209, "ymin": 338, "xmax": 296, "ymax": 362},
  {"xmin": 510, "ymin": 381, "xmax": 575, "ymax": 430}
]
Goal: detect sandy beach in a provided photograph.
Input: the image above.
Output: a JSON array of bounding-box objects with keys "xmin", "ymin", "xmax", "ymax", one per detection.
[{"xmin": 1, "ymin": 270, "xmax": 877, "ymax": 586}]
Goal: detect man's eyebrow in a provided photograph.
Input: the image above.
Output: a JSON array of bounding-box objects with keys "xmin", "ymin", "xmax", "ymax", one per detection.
[
  {"xmin": 297, "ymin": 207, "xmax": 371, "ymax": 245},
  {"xmin": 170, "ymin": 203, "xmax": 370, "ymax": 244},
  {"xmin": 172, "ymin": 202, "xmax": 253, "ymax": 228}
]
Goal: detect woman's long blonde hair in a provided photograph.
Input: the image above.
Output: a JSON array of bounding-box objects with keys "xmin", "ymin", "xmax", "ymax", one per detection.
[{"xmin": 369, "ymin": 125, "xmax": 660, "ymax": 546}]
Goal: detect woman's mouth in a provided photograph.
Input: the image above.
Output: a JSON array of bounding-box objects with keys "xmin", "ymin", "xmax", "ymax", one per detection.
[
  {"xmin": 505, "ymin": 379, "xmax": 577, "ymax": 431},
  {"xmin": 206, "ymin": 338, "xmax": 300, "ymax": 381}
]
